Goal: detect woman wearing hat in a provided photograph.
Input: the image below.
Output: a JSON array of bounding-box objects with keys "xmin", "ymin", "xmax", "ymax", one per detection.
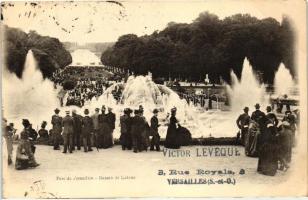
[
  {"xmin": 164, "ymin": 107, "xmax": 180, "ymax": 149},
  {"xmin": 51, "ymin": 108, "xmax": 63, "ymax": 150},
  {"xmin": 15, "ymin": 119, "xmax": 40, "ymax": 170}
]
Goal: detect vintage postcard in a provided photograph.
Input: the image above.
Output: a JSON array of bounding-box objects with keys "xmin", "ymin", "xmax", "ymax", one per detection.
[{"xmin": 1, "ymin": 0, "xmax": 307, "ymax": 198}]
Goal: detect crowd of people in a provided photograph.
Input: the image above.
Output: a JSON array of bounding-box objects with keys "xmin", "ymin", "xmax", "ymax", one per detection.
[
  {"xmin": 2, "ymin": 105, "xmax": 192, "ymax": 170},
  {"xmin": 178, "ymin": 92, "xmax": 227, "ymax": 109},
  {"xmin": 236, "ymin": 103, "xmax": 299, "ymax": 176},
  {"xmin": 65, "ymin": 79, "xmax": 108, "ymax": 107},
  {"xmin": 51, "ymin": 67, "xmax": 112, "ymax": 107}
]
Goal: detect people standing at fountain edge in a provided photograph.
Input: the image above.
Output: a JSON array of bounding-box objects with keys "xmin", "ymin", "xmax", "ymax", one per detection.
[
  {"xmin": 106, "ymin": 107, "xmax": 116, "ymax": 147},
  {"xmin": 2, "ymin": 119, "xmax": 16, "ymax": 165},
  {"xmin": 251, "ymin": 103, "xmax": 267, "ymax": 136},
  {"xmin": 266, "ymin": 106, "xmax": 279, "ymax": 127},
  {"xmin": 72, "ymin": 110, "xmax": 82, "ymax": 151},
  {"xmin": 282, "ymin": 110, "xmax": 297, "ymax": 146},
  {"xmin": 81, "ymin": 109, "xmax": 94, "ymax": 152},
  {"xmin": 120, "ymin": 108, "xmax": 133, "ymax": 150},
  {"xmin": 51, "ymin": 108, "xmax": 63, "ymax": 150},
  {"xmin": 15, "ymin": 119, "xmax": 40, "ymax": 170},
  {"xmin": 245, "ymin": 119, "xmax": 260, "ymax": 157},
  {"xmin": 277, "ymin": 121, "xmax": 292, "ymax": 171},
  {"xmin": 150, "ymin": 109, "xmax": 161, "ymax": 151},
  {"xmin": 139, "ymin": 106, "xmax": 150, "ymax": 151},
  {"xmin": 131, "ymin": 109, "xmax": 148, "ymax": 153},
  {"xmin": 236, "ymin": 107, "xmax": 250, "ymax": 146},
  {"xmin": 98, "ymin": 106, "xmax": 112, "ymax": 149},
  {"xmin": 91, "ymin": 108, "xmax": 100, "ymax": 149},
  {"xmin": 257, "ymin": 119, "xmax": 279, "ymax": 176},
  {"xmin": 251, "ymin": 104, "xmax": 266, "ymax": 124},
  {"xmin": 164, "ymin": 107, "xmax": 180, "ymax": 149},
  {"xmin": 62, "ymin": 111, "xmax": 74, "ymax": 154}
]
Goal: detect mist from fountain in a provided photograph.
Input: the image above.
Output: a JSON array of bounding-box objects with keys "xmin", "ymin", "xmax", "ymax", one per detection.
[
  {"xmin": 226, "ymin": 58, "xmax": 269, "ymax": 113},
  {"xmin": 3, "ymin": 53, "xmax": 282, "ymax": 139},
  {"xmin": 274, "ymin": 63, "xmax": 295, "ymax": 97},
  {"xmin": 2, "ymin": 50, "xmax": 60, "ymax": 131}
]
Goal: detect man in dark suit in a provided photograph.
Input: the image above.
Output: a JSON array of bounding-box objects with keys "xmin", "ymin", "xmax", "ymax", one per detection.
[
  {"xmin": 106, "ymin": 107, "xmax": 116, "ymax": 147},
  {"xmin": 150, "ymin": 109, "xmax": 160, "ymax": 151},
  {"xmin": 72, "ymin": 110, "xmax": 82, "ymax": 150},
  {"xmin": 62, "ymin": 111, "xmax": 74, "ymax": 153},
  {"xmin": 251, "ymin": 103, "xmax": 266, "ymax": 126},
  {"xmin": 236, "ymin": 107, "xmax": 250, "ymax": 145},
  {"xmin": 81, "ymin": 109, "xmax": 94, "ymax": 152}
]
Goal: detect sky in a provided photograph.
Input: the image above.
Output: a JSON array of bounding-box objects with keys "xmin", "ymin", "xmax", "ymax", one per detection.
[{"xmin": 1, "ymin": 0, "xmax": 299, "ymax": 44}]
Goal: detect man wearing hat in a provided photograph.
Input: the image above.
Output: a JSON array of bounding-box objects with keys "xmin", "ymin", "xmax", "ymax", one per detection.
[
  {"xmin": 120, "ymin": 108, "xmax": 133, "ymax": 150},
  {"xmin": 98, "ymin": 105, "xmax": 109, "ymax": 148},
  {"xmin": 106, "ymin": 107, "xmax": 116, "ymax": 147},
  {"xmin": 81, "ymin": 109, "xmax": 94, "ymax": 152},
  {"xmin": 62, "ymin": 110, "xmax": 74, "ymax": 153},
  {"xmin": 51, "ymin": 108, "xmax": 63, "ymax": 150},
  {"xmin": 131, "ymin": 109, "xmax": 142, "ymax": 153},
  {"xmin": 236, "ymin": 107, "xmax": 250, "ymax": 146},
  {"xmin": 91, "ymin": 108, "xmax": 100, "ymax": 149},
  {"xmin": 150, "ymin": 109, "xmax": 161, "ymax": 151},
  {"xmin": 72, "ymin": 110, "xmax": 82, "ymax": 150},
  {"xmin": 251, "ymin": 103, "xmax": 266, "ymax": 126}
]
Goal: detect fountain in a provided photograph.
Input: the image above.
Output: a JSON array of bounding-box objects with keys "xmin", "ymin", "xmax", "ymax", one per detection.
[
  {"xmin": 3, "ymin": 52, "xmax": 296, "ymax": 139},
  {"xmin": 273, "ymin": 63, "xmax": 295, "ymax": 97},
  {"xmin": 2, "ymin": 50, "xmax": 60, "ymax": 131},
  {"xmin": 226, "ymin": 58, "xmax": 269, "ymax": 112}
]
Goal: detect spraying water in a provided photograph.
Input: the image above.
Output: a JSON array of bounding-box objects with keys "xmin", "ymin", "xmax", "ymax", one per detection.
[
  {"xmin": 274, "ymin": 63, "xmax": 295, "ymax": 97},
  {"xmin": 2, "ymin": 50, "xmax": 60, "ymax": 131},
  {"xmin": 226, "ymin": 58, "xmax": 269, "ymax": 113},
  {"xmin": 3, "ymin": 53, "xmax": 279, "ymax": 139}
]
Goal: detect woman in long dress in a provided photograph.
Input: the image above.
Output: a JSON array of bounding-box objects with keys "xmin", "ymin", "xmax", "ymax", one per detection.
[
  {"xmin": 164, "ymin": 107, "xmax": 180, "ymax": 149},
  {"xmin": 257, "ymin": 120, "xmax": 279, "ymax": 176},
  {"xmin": 15, "ymin": 119, "xmax": 40, "ymax": 170},
  {"xmin": 277, "ymin": 121, "xmax": 292, "ymax": 170},
  {"xmin": 245, "ymin": 120, "xmax": 260, "ymax": 157}
]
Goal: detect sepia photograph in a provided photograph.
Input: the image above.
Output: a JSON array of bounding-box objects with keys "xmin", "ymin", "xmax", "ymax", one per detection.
[{"xmin": 1, "ymin": 0, "xmax": 307, "ymax": 198}]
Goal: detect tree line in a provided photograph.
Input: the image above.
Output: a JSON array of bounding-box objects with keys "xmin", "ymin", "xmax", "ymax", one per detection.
[
  {"xmin": 3, "ymin": 25, "xmax": 72, "ymax": 78},
  {"xmin": 101, "ymin": 12, "xmax": 295, "ymax": 84}
]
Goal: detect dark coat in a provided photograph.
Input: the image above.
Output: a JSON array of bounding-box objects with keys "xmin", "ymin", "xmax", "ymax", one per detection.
[
  {"xmin": 62, "ymin": 115, "xmax": 74, "ymax": 135},
  {"xmin": 257, "ymin": 125, "xmax": 278, "ymax": 176},
  {"xmin": 51, "ymin": 115, "xmax": 63, "ymax": 134},
  {"xmin": 73, "ymin": 114, "xmax": 83, "ymax": 134},
  {"xmin": 150, "ymin": 116, "xmax": 159, "ymax": 132},
  {"xmin": 236, "ymin": 113, "xmax": 250, "ymax": 129},
  {"xmin": 131, "ymin": 115, "xmax": 146, "ymax": 136},
  {"xmin": 165, "ymin": 115, "xmax": 180, "ymax": 149},
  {"xmin": 81, "ymin": 116, "xmax": 94, "ymax": 136},
  {"xmin": 266, "ymin": 112, "xmax": 278, "ymax": 127},
  {"xmin": 106, "ymin": 112, "xmax": 116, "ymax": 130},
  {"xmin": 38, "ymin": 129, "xmax": 49, "ymax": 138}
]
